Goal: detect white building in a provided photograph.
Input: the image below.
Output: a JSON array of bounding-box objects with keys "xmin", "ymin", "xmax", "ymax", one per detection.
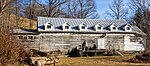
[{"xmin": 13, "ymin": 17, "xmax": 146, "ymax": 52}]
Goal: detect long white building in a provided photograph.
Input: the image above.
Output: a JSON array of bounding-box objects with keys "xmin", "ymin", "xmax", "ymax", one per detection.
[{"xmin": 13, "ymin": 17, "xmax": 146, "ymax": 52}]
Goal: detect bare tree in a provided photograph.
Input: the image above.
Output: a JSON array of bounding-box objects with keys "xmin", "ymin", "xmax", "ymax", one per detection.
[
  {"xmin": 35, "ymin": 0, "xmax": 66, "ymax": 17},
  {"xmin": 65, "ymin": 0, "xmax": 99, "ymax": 19},
  {"xmin": 128, "ymin": 0, "xmax": 150, "ymax": 29},
  {"xmin": 0, "ymin": 0, "xmax": 17, "ymax": 17},
  {"xmin": 129, "ymin": 0, "xmax": 150, "ymax": 57},
  {"xmin": 21, "ymin": 0, "xmax": 99, "ymax": 19},
  {"xmin": 128, "ymin": 0, "xmax": 150, "ymax": 12},
  {"xmin": 106, "ymin": 0, "xmax": 128, "ymax": 19},
  {"xmin": 23, "ymin": 1, "xmax": 42, "ymax": 20},
  {"xmin": 0, "ymin": 0, "xmax": 27, "ymax": 66}
]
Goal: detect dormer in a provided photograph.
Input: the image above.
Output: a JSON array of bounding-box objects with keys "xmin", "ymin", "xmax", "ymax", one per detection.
[
  {"xmin": 124, "ymin": 24, "xmax": 132, "ymax": 31},
  {"xmin": 44, "ymin": 22, "xmax": 53, "ymax": 30},
  {"xmin": 79, "ymin": 23, "xmax": 87, "ymax": 30},
  {"xmin": 62, "ymin": 22, "xmax": 70, "ymax": 30},
  {"xmin": 95, "ymin": 23, "xmax": 103, "ymax": 31},
  {"xmin": 109, "ymin": 24, "xmax": 118, "ymax": 31}
]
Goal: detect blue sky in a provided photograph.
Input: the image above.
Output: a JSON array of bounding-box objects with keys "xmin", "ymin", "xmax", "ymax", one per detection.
[
  {"xmin": 39, "ymin": 0, "xmax": 130, "ymax": 19},
  {"xmin": 95, "ymin": 0, "xmax": 129, "ymax": 19}
]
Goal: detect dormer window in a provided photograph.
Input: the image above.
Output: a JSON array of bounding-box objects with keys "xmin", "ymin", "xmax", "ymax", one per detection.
[
  {"xmin": 82, "ymin": 26, "xmax": 86, "ymax": 29},
  {"xmin": 110, "ymin": 24, "xmax": 117, "ymax": 31},
  {"xmin": 127, "ymin": 27, "xmax": 130, "ymax": 30},
  {"xmin": 112, "ymin": 27, "xmax": 116, "ymax": 30},
  {"xmin": 44, "ymin": 22, "xmax": 53, "ymax": 30},
  {"xmin": 95, "ymin": 23, "xmax": 103, "ymax": 31},
  {"xmin": 124, "ymin": 24, "xmax": 132, "ymax": 31},
  {"xmin": 47, "ymin": 25, "xmax": 51, "ymax": 29},
  {"xmin": 63, "ymin": 22, "xmax": 70, "ymax": 30},
  {"xmin": 98, "ymin": 27, "xmax": 101, "ymax": 30},
  {"xmin": 65, "ymin": 26, "xmax": 69, "ymax": 29},
  {"xmin": 79, "ymin": 24, "xmax": 87, "ymax": 30}
]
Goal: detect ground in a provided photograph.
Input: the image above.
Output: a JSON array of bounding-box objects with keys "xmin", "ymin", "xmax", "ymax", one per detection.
[{"xmin": 57, "ymin": 54, "xmax": 150, "ymax": 66}]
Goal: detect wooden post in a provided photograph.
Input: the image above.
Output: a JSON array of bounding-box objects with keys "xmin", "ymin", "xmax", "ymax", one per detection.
[{"xmin": 115, "ymin": 50, "xmax": 124, "ymax": 57}]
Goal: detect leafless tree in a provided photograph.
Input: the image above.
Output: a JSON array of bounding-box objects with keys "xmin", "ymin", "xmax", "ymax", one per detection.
[
  {"xmin": 129, "ymin": 0, "xmax": 150, "ymax": 53},
  {"xmin": 35, "ymin": 0, "xmax": 66, "ymax": 17},
  {"xmin": 23, "ymin": 1, "xmax": 43, "ymax": 20},
  {"xmin": 0, "ymin": 0, "xmax": 26, "ymax": 66},
  {"xmin": 106, "ymin": 0, "xmax": 128, "ymax": 19},
  {"xmin": 128, "ymin": 0, "xmax": 150, "ymax": 29},
  {"xmin": 65, "ymin": 0, "xmax": 99, "ymax": 19},
  {"xmin": 128, "ymin": 0, "xmax": 150, "ymax": 12},
  {"xmin": 0, "ymin": 0, "xmax": 17, "ymax": 17}
]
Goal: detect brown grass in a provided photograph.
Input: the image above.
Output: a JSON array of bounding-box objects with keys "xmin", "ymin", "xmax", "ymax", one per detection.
[
  {"xmin": 10, "ymin": 14, "xmax": 37, "ymax": 29},
  {"xmin": 57, "ymin": 54, "xmax": 150, "ymax": 66}
]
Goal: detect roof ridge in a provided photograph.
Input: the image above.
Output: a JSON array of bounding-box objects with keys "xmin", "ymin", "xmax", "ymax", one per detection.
[{"xmin": 38, "ymin": 16, "xmax": 126, "ymax": 21}]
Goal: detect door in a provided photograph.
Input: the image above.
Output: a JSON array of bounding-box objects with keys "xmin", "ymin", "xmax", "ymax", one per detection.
[{"xmin": 98, "ymin": 38, "xmax": 105, "ymax": 49}]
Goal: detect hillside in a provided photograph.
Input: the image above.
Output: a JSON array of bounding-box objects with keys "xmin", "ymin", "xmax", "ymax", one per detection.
[{"xmin": 10, "ymin": 15, "xmax": 37, "ymax": 30}]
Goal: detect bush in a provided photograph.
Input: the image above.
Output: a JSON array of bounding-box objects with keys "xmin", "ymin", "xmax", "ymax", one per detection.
[{"xmin": 0, "ymin": 29, "xmax": 26, "ymax": 66}]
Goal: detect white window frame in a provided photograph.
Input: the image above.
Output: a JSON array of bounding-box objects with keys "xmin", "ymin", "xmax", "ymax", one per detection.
[
  {"xmin": 79, "ymin": 24, "xmax": 87, "ymax": 31},
  {"xmin": 28, "ymin": 36, "xmax": 34, "ymax": 40},
  {"xmin": 125, "ymin": 24, "xmax": 132, "ymax": 31},
  {"xmin": 44, "ymin": 22, "xmax": 53, "ymax": 30},
  {"xmin": 62, "ymin": 22, "xmax": 70, "ymax": 30},
  {"xmin": 110, "ymin": 24, "xmax": 118, "ymax": 31},
  {"xmin": 95, "ymin": 23, "xmax": 103, "ymax": 31}
]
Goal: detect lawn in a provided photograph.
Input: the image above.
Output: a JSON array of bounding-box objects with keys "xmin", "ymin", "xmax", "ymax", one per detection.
[{"xmin": 57, "ymin": 54, "xmax": 150, "ymax": 66}]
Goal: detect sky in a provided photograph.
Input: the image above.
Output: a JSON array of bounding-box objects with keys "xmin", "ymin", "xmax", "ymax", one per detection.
[
  {"xmin": 38, "ymin": 0, "xmax": 130, "ymax": 19},
  {"xmin": 95, "ymin": 0, "xmax": 129, "ymax": 19}
]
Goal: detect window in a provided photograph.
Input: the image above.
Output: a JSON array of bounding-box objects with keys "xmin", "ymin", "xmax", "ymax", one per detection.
[
  {"xmin": 34, "ymin": 36, "xmax": 38, "ymax": 39},
  {"xmin": 45, "ymin": 23, "xmax": 53, "ymax": 30},
  {"xmin": 47, "ymin": 25, "xmax": 51, "ymax": 29},
  {"xmin": 63, "ymin": 23, "xmax": 70, "ymax": 30},
  {"xmin": 24, "ymin": 36, "xmax": 27, "ymax": 40},
  {"xmin": 98, "ymin": 27, "xmax": 101, "ymax": 30},
  {"xmin": 95, "ymin": 24, "xmax": 103, "ymax": 31},
  {"xmin": 79, "ymin": 24, "xmax": 87, "ymax": 30},
  {"xmin": 82, "ymin": 26, "xmax": 85, "ymax": 29},
  {"xmin": 18, "ymin": 36, "xmax": 23, "ymax": 39},
  {"xmin": 130, "ymin": 37, "xmax": 141, "ymax": 43},
  {"xmin": 112, "ymin": 27, "xmax": 116, "ymax": 30},
  {"xmin": 65, "ymin": 26, "xmax": 69, "ymax": 29},
  {"xmin": 127, "ymin": 27, "xmax": 130, "ymax": 30},
  {"xmin": 28, "ymin": 36, "xmax": 33, "ymax": 40}
]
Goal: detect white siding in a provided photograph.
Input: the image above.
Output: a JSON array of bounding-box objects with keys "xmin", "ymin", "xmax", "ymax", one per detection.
[
  {"xmin": 98, "ymin": 38, "xmax": 105, "ymax": 49},
  {"xmin": 124, "ymin": 36, "xmax": 145, "ymax": 51}
]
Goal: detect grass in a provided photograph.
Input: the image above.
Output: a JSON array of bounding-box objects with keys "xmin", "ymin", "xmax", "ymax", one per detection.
[{"xmin": 57, "ymin": 54, "xmax": 150, "ymax": 66}]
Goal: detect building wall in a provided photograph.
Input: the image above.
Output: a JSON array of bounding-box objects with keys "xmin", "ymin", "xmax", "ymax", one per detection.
[
  {"xmin": 105, "ymin": 35, "xmax": 124, "ymax": 50},
  {"xmin": 124, "ymin": 36, "xmax": 145, "ymax": 51},
  {"xmin": 38, "ymin": 33, "xmax": 103, "ymax": 52},
  {"xmin": 15, "ymin": 33, "xmax": 145, "ymax": 52}
]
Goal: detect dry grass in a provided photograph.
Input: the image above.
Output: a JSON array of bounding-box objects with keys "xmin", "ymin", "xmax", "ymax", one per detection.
[
  {"xmin": 57, "ymin": 54, "xmax": 150, "ymax": 66},
  {"xmin": 10, "ymin": 14, "xmax": 37, "ymax": 29}
]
